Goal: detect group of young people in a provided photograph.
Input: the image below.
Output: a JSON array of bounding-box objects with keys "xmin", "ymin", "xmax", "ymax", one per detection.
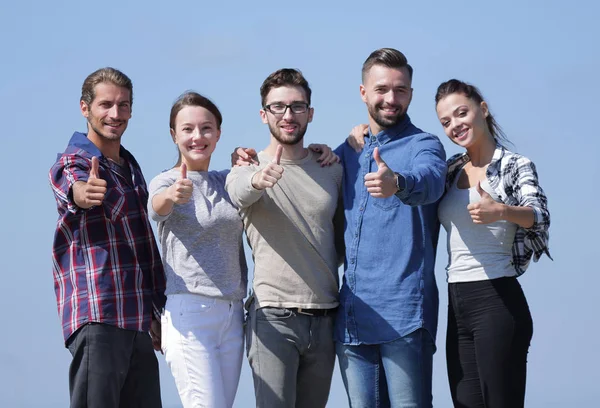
[{"xmin": 49, "ymin": 47, "xmax": 551, "ymax": 408}]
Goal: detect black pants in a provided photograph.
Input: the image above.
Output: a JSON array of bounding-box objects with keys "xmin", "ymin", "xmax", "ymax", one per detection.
[
  {"xmin": 67, "ymin": 323, "xmax": 162, "ymax": 408},
  {"xmin": 447, "ymin": 277, "xmax": 533, "ymax": 408}
]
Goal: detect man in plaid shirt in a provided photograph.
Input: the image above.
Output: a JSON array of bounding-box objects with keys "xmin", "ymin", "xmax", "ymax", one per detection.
[{"xmin": 49, "ymin": 67, "xmax": 166, "ymax": 408}]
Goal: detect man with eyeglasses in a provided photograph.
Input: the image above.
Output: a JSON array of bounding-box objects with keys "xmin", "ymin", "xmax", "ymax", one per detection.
[{"xmin": 226, "ymin": 68, "xmax": 343, "ymax": 408}]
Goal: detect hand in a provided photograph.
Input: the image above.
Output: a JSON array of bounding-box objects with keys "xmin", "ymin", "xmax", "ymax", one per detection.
[
  {"xmin": 467, "ymin": 182, "xmax": 506, "ymax": 224},
  {"xmin": 347, "ymin": 124, "xmax": 368, "ymax": 153},
  {"xmin": 308, "ymin": 143, "xmax": 340, "ymax": 167},
  {"xmin": 73, "ymin": 156, "xmax": 108, "ymax": 209},
  {"xmin": 232, "ymin": 147, "xmax": 258, "ymax": 167},
  {"xmin": 251, "ymin": 145, "xmax": 284, "ymax": 190},
  {"xmin": 167, "ymin": 163, "xmax": 193, "ymax": 204},
  {"xmin": 364, "ymin": 147, "xmax": 398, "ymax": 198},
  {"xmin": 150, "ymin": 319, "xmax": 162, "ymax": 354}
]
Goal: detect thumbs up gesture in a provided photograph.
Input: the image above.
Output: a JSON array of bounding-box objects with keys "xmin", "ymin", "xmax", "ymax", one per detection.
[
  {"xmin": 251, "ymin": 145, "xmax": 284, "ymax": 190},
  {"xmin": 364, "ymin": 147, "xmax": 399, "ymax": 198},
  {"xmin": 167, "ymin": 163, "xmax": 193, "ymax": 204},
  {"xmin": 467, "ymin": 181, "xmax": 505, "ymax": 224},
  {"xmin": 73, "ymin": 156, "xmax": 108, "ymax": 209}
]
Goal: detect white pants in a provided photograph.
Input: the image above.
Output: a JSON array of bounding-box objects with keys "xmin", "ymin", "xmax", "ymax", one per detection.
[{"xmin": 162, "ymin": 294, "xmax": 244, "ymax": 408}]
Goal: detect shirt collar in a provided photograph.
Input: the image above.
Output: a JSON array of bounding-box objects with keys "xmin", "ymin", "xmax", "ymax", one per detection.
[
  {"xmin": 367, "ymin": 114, "xmax": 412, "ymax": 145},
  {"xmin": 68, "ymin": 131, "xmax": 132, "ymax": 161}
]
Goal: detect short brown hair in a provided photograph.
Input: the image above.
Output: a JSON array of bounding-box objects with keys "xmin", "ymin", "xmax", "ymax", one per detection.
[
  {"xmin": 260, "ymin": 68, "xmax": 312, "ymax": 107},
  {"xmin": 81, "ymin": 67, "xmax": 133, "ymax": 106},
  {"xmin": 362, "ymin": 48, "xmax": 413, "ymax": 82}
]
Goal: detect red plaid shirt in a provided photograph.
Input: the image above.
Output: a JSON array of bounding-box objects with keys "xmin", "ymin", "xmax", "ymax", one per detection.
[{"xmin": 49, "ymin": 132, "xmax": 166, "ymax": 344}]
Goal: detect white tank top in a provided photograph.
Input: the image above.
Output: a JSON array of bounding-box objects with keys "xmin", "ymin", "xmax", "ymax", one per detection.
[{"xmin": 438, "ymin": 170, "xmax": 517, "ymax": 283}]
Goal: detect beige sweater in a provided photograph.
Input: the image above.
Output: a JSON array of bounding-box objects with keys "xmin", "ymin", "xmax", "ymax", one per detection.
[{"xmin": 225, "ymin": 150, "xmax": 343, "ymax": 309}]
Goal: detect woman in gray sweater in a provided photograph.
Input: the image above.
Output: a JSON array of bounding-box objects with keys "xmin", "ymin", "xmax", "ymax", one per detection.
[{"xmin": 148, "ymin": 92, "xmax": 247, "ymax": 408}]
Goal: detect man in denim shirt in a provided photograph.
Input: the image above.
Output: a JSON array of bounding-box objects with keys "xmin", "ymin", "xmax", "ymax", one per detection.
[{"xmin": 334, "ymin": 48, "xmax": 447, "ymax": 407}]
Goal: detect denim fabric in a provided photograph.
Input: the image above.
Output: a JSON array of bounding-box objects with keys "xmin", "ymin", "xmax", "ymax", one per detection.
[
  {"xmin": 334, "ymin": 116, "xmax": 447, "ymax": 345},
  {"xmin": 447, "ymin": 277, "xmax": 533, "ymax": 408},
  {"xmin": 336, "ymin": 329, "xmax": 434, "ymax": 408},
  {"xmin": 162, "ymin": 294, "xmax": 244, "ymax": 408},
  {"xmin": 67, "ymin": 323, "xmax": 161, "ymax": 408},
  {"xmin": 246, "ymin": 300, "xmax": 336, "ymax": 408}
]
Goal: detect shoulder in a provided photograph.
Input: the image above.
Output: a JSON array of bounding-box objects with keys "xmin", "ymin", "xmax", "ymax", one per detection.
[
  {"xmin": 497, "ymin": 148, "xmax": 536, "ymax": 173},
  {"xmin": 149, "ymin": 168, "xmax": 177, "ymax": 188}
]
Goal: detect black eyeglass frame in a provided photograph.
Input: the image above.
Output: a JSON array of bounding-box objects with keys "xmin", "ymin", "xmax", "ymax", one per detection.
[{"xmin": 263, "ymin": 102, "xmax": 310, "ymax": 115}]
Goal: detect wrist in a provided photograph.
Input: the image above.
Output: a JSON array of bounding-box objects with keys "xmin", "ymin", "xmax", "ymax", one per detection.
[
  {"xmin": 251, "ymin": 172, "xmax": 263, "ymax": 190},
  {"xmin": 394, "ymin": 172, "xmax": 405, "ymax": 193}
]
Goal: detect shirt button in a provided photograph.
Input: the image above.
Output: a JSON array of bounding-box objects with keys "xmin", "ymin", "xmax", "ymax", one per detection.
[
  {"xmin": 359, "ymin": 207, "xmax": 364, "ymax": 212},
  {"xmin": 350, "ymin": 259, "xmax": 355, "ymax": 264}
]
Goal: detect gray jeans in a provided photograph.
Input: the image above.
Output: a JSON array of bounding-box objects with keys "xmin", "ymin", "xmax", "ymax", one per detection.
[{"xmin": 246, "ymin": 300, "xmax": 336, "ymax": 408}]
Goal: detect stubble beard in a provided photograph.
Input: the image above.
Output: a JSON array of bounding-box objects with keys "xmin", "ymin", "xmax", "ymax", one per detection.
[
  {"xmin": 368, "ymin": 102, "xmax": 407, "ymax": 131},
  {"xmin": 268, "ymin": 121, "xmax": 307, "ymax": 146}
]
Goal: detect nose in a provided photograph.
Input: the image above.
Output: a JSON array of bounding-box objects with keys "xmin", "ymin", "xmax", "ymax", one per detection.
[
  {"xmin": 384, "ymin": 90, "xmax": 398, "ymax": 105},
  {"xmin": 282, "ymin": 106, "xmax": 294, "ymax": 120},
  {"xmin": 108, "ymin": 104, "xmax": 119, "ymax": 118}
]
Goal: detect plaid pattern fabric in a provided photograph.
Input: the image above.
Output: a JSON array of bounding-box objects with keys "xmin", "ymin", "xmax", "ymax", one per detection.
[
  {"xmin": 49, "ymin": 132, "xmax": 166, "ymax": 344},
  {"xmin": 446, "ymin": 144, "xmax": 551, "ymax": 275}
]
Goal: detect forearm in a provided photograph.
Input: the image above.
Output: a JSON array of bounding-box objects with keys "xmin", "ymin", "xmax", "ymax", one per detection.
[
  {"xmin": 151, "ymin": 190, "xmax": 175, "ymax": 216},
  {"xmin": 501, "ymin": 204, "xmax": 535, "ymax": 229},
  {"xmin": 225, "ymin": 169, "xmax": 265, "ymax": 209}
]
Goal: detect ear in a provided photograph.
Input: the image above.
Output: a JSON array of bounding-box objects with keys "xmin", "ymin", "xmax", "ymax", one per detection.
[
  {"xmin": 408, "ymin": 87, "xmax": 414, "ymax": 106},
  {"xmin": 481, "ymin": 101, "xmax": 489, "ymax": 117},
  {"xmin": 307, "ymin": 107, "xmax": 314, "ymax": 123},
  {"xmin": 170, "ymin": 128, "xmax": 177, "ymax": 143},
  {"xmin": 80, "ymin": 100, "xmax": 89, "ymax": 118},
  {"xmin": 216, "ymin": 128, "xmax": 222, "ymax": 142},
  {"xmin": 259, "ymin": 109, "xmax": 268, "ymax": 124},
  {"xmin": 360, "ymin": 84, "xmax": 367, "ymax": 103}
]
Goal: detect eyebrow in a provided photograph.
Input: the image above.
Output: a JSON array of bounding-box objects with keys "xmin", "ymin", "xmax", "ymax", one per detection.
[
  {"xmin": 267, "ymin": 100, "xmax": 308, "ymax": 105},
  {"xmin": 180, "ymin": 121, "xmax": 214, "ymax": 127}
]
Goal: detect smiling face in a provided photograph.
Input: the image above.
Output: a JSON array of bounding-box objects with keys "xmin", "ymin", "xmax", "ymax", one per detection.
[
  {"xmin": 81, "ymin": 82, "xmax": 132, "ymax": 143},
  {"xmin": 260, "ymin": 85, "xmax": 313, "ymax": 145},
  {"xmin": 171, "ymin": 105, "xmax": 221, "ymax": 171},
  {"xmin": 360, "ymin": 64, "xmax": 413, "ymax": 134},
  {"xmin": 436, "ymin": 92, "xmax": 490, "ymax": 149}
]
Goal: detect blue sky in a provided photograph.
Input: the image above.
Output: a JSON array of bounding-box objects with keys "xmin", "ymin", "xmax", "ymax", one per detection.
[{"xmin": 1, "ymin": 0, "xmax": 598, "ymax": 407}]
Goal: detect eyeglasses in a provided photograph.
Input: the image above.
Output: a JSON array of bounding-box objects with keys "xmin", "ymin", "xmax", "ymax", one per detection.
[{"xmin": 264, "ymin": 102, "xmax": 310, "ymax": 115}]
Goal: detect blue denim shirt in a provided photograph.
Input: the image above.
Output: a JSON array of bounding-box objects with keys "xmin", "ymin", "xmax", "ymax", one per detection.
[{"xmin": 334, "ymin": 115, "xmax": 447, "ymax": 345}]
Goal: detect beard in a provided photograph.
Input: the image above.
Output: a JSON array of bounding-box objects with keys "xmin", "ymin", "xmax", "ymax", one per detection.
[
  {"xmin": 367, "ymin": 102, "xmax": 407, "ymax": 130},
  {"xmin": 267, "ymin": 120, "xmax": 308, "ymax": 146},
  {"xmin": 87, "ymin": 113, "xmax": 126, "ymax": 141}
]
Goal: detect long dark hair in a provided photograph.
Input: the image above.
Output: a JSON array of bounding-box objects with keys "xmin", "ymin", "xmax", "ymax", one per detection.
[{"xmin": 435, "ymin": 79, "xmax": 512, "ymax": 147}]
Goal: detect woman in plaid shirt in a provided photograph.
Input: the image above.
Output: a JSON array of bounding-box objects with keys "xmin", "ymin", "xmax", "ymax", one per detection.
[{"xmin": 435, "ymin": 79, "xmax": 551, "ymax": 408}]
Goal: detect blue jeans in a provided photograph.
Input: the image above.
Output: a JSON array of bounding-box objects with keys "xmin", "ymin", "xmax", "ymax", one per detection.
[{"xmin": 336, "ymin": 329, "xmax": 434, "ymax": 408}]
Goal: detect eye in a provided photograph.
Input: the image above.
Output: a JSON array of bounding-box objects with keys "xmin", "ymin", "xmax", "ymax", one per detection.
[
  {"xmin": 182, "ymin": 127, "xmax": 192, "ymax": 132},
  {"xmin": 441, "ymin": 121, "xmax": 450, "ymax": 128},
  {"xmin": 201, "ymin": 126, "xmax": 213, "ymax": 132}
]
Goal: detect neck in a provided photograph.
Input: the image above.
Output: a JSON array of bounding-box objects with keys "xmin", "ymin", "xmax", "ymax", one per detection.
[
  {"xmin": 369, "ymin": 118, "xmax": 383, "ymax": 136},
  {"xmin": 266, "ymin": 137, "xmax": 307, "ymax": 161},
  {"xmin": 87, "ymin": 130, "xmax": 121, "ymax": 162},
  {"xmin": 466, "ymin": 132, "xmax": 496, "ymax": 167},
  {"xmin": 181, "ymin": 158, "xmax": 210, "ymax": 172}
]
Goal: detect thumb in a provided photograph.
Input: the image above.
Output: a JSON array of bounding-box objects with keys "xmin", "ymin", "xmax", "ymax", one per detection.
[
  {"xmin": 89, "ymin": 156, "xmax": 99, "ymax": 179},
  {"xmin": 272, "ymin": 145, "xmax": 283, "ymax": 165},
  {"xmin": 373, "ymin": 147, "xmax": 387, "ymax": 169},
  {"xmin": 180, "ymin": 163, "xmax": 188, "ymax": 179},
  {"xmin": 477, "ymin": 181, "xmax": 490, "ymax": 198}
]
